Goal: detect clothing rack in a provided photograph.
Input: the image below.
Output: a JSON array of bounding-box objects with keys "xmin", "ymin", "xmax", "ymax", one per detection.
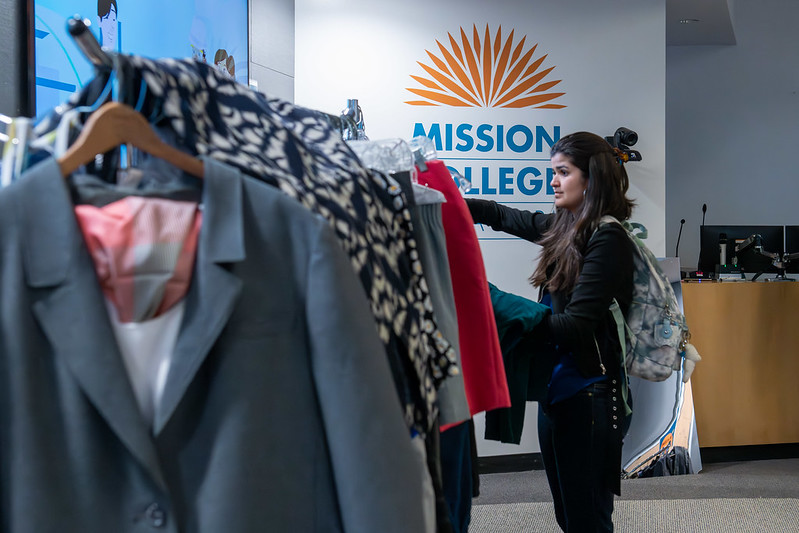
[
  {"xmin": 319, "ymin": 112, "xmax": 358, "ymax": 140},
  {"xmin": 340, "ymin": 99, "xmax": 367, "ymax": 140},
  {"xmin": 67, "ymin": 16, "xmax": 114, "ymax": 70}
]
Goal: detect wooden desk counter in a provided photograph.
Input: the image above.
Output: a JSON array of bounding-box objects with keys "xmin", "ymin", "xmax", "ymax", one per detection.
[{"xmin": 681, "ymin": 281, "xmax": 799, "ymax": 447}]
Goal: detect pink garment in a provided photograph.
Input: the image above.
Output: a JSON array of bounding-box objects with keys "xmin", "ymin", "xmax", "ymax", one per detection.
[
  {"xmin": 74, "ymin": 197, "xmax": 202, "ymax": 323},
  {"xmin": 417, "ymin": 160, "xmax": 510, "ymax": 419}
]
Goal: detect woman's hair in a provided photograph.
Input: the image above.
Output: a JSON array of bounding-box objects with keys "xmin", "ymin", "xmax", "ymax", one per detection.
[{"xmin": 530, "ymin": 131, "xmax": 635, "ymax": 293}]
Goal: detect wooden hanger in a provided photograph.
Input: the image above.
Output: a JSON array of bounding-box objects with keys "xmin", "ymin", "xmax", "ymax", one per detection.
[{"xmin": 57, "ymin": 101, "xmax": 204, "ymax": 179}]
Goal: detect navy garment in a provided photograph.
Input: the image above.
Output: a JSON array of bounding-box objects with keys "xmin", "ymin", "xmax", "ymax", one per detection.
[
  {"xmin": 538, "ymin": 382, "xmax": 622, "ymax": 533},
  {"xmin": 547, "ymin": 352, "xmax": 607, "ymax": 405},
  {"xmin": 440, "ymin": 421, "xmax": 473, "ymax": 533},
  {"xmin": 422, "ymin": 419, "xmax": 454, "ymax": 533}
]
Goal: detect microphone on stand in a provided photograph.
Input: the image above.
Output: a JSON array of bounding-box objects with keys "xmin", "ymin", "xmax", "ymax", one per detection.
[
  {"xmin": 698, "ymin": 203, "xmax": 708, "ymax": 271},
  {"xmin": 676, "ymin": 218, "xmax": 685, "ymax": 258}
]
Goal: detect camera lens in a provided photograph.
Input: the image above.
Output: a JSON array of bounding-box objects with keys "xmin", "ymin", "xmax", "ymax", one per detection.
[{"xmin": 615, "ymin": 127, "xmax": 638, "ymax": 146}]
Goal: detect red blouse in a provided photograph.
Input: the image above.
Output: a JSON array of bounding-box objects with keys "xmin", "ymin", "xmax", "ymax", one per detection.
[{"xmin": 417, "ymin": 160, "xmax": 510, "ymax": 419}]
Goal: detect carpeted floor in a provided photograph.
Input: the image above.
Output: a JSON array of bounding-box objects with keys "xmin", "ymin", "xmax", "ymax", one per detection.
[
  {"xmin": 471, "ymin": 458, "xmax": 799, "ymax": 532},
  {"xmin": 477, "ymin": 458, "xmax": 799, "ymax": 504},
  {"xmin": 471, "ymin": 498, "xmax": 799, "ymax": 532}
]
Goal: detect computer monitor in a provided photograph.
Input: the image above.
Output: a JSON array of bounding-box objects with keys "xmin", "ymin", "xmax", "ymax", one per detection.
[
  {"xmin": 785, "ymin": 226, "xmax": 799, "ymax": 274},
  {"xmin": 698, "ymin": 225, "xmax": 785, "ymax": 275}
]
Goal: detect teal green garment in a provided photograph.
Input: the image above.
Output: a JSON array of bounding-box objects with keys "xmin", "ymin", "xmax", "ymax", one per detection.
[{"xmin": 485, "ymin": 283, "xmax": 555, "ymax": 444}]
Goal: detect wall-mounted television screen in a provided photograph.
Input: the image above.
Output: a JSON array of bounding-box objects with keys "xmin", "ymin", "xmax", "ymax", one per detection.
[{"xmin": 34, "ymin": 0, "xmax": 249, "ymax": 116}]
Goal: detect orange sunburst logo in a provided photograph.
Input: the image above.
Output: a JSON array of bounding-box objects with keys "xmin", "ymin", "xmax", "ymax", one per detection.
[{"xmin": 405, "ymin": 24, "xmax": 566, "ymax": 109}]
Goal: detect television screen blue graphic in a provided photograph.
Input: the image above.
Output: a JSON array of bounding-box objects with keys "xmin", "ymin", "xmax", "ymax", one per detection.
[{"xmin": 34, "ymin": 0, "xmax": 249, "ymax": 116}]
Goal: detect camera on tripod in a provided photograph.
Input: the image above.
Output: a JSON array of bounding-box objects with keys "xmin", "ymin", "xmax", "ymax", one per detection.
[{"xmin": 605, "ymin": 127, "xmax": 642, "ymax": 162}]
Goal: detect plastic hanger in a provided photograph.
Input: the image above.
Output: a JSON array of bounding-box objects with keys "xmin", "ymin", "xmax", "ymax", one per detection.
[
  {"xmin": 1, "ymin": 114, "xmax": 15, "ymax": 187},
  {"xmin": 0, "ymin": 112, "xmax": 11, "ymax": 142},
  {"xmin": 48, "ymin": 72, "xmax": 117, "ymax": 157},
  {"xmin": 407, "ymin": 135, "xmax": 471, "ymax": 193},
  {"xmin": 57, "ymin": 101, "xmax": 204, "ymax": 179},
  {"xmin": 348, "ymin": 138, "xmax": 414, "ymax": 176},
  {"xmin": 411, "ymin": 182, "xmax": 446, "ymax": 206},
  {"xmin": 32, "ymin": 16, "xmax": 119, "ymax": 157},
  {"xmin": 408, "ymin": 136, "xmax": 437, "ymax": 167},
  {"xmin": 1, "ymin": 116, "xmax": 34, "ymax": 188},
  {"xmin": 53, "ymin": 19, "xmax": 163, "ymax": 181}
]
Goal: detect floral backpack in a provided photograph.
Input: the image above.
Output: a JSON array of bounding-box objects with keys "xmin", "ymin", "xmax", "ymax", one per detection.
[{"xmin": 597, "ymin": 216, "xmax": 699, "ymax": 382}]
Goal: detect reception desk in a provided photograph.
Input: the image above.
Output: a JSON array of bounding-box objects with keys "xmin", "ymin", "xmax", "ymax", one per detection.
[{"xmin": 681, "ymin": 281, "xmax": 799, "ymax": 447}]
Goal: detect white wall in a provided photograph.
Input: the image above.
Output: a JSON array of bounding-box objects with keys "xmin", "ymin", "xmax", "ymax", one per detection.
[
  {"xmin": 247, "ymin": 0, "xmax": 797, "ymax": 459},
  {"xmin": 294, "ymin": 0, "xmax": 666, "ymax": 456},
  {"xmin": 666, "ymin": 0, "xmax": 799, "ymax": 271},
  {"xmin": 294, "ymin": 0, "xmax": 667, "ymax": 290}
]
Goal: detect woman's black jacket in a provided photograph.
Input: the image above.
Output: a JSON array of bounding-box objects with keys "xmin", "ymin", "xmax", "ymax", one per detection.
[{"xmin": 467, "ymin": 199, "xmax": 634, "ymax": 379}]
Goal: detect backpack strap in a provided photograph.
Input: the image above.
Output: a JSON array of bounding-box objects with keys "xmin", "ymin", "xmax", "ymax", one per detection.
[
  {"xmin": 597, "ymin": 215, "xmax": 645, "ymax": 239},
  {"xmin": 593, "ymin": 216, "xmax": 635, "ymax": 415},
  {"xmin": 609, "ymin": 299, "xmax": 633, "ymax": 418}
]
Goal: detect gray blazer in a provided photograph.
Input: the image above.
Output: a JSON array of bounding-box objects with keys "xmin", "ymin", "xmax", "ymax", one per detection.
[{"xmin": 0, "ymin": 157, "xmax": 426, "ymax": 533}]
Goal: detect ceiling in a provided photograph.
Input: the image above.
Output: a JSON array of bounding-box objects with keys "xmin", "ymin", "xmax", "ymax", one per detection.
[{"xmin": 666, "ymin": 0, "xmax": 736, "ymax": 46}]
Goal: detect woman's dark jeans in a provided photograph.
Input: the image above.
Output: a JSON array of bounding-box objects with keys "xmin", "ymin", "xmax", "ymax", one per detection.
[{"xmin": 538, "ymin": 383, "xmax": 617, "ymax": 532}]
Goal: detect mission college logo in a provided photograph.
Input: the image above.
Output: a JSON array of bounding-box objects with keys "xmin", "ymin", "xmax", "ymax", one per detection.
[
  {"xmin": 405, "ymin": 24, "xmax": 566, "ymax": 109},
  {"xmin": 407, "ymin": 24, "xmax": 566, "ymax": 226}
]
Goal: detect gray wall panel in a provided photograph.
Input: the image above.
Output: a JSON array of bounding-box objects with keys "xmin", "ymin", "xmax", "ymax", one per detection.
[
  {"xmin": 249, "ymin": 0, "xmax": 294, "ymax": 101},
  {"xmin": 666, "ymin": 0, "xmax": 799, "ymax": 270},
  {"xmin": 0, "ymin": 0, "xmax": 35, "ymax": 116},
  {"xmin": 249, "ymin": 63, "xmax": 294, "ymax": 102}
]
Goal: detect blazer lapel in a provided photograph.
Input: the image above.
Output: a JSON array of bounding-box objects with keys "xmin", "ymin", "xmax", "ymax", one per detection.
[
  {"xmin": 21, "ymin": 159, "xmax": 167, "ymax": 490},
  {"xmin": 153, "ymin": 158, "xmax": 246, "ymax": 435}
]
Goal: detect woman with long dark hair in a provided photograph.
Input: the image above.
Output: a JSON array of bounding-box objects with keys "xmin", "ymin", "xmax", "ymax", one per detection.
[{"xmin": 466, "ymin": 131, "xmax": 636, "ymax": 532}]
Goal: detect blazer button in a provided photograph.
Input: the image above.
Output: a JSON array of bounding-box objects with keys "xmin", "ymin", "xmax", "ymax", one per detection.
[{"xmin": 145, "ymin": 503, "xmax": 166, "ymax": 528}]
